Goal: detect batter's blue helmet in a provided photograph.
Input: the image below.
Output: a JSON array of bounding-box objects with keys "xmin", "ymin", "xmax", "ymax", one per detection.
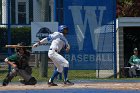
[{"xmin": 58, "ymin": 25, "xmax": 68, "ymax": 33}]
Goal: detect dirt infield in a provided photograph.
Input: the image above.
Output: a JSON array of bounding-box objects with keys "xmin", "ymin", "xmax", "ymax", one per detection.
[{"xmin": 0, "ymin": 82, "xmax": 140, "ymax": 90}]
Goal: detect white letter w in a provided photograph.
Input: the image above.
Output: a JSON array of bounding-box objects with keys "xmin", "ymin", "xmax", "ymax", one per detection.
[{"xmin": 69, "ymin": 6, "xmax": 106, "ymax": 51}]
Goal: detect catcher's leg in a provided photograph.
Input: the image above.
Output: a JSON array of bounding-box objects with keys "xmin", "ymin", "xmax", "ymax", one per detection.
[
  {"xmin": 18, "ymin": 70, "xmax": 37, "ymax": 85},
  {"xmin": 20, "ymin": 77, "xmax": 37, "ymax": 85},
  {"xmin": 2, "ymin": 70, "xmax": 17, "ymax": 86}
]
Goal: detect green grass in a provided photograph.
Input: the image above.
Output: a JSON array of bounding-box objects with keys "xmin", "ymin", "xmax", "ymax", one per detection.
[
  {"xmin": 0, "ymin": 67, "xmax": 140, "ymax": 82},
  {"xmin": 0, "ymin": 67, "xmax": 96, "ymax": 82},
  {"xmin": 32, "ymin": 67, "xmax": 97, "ymax": 81},
  {"xmin": 69, "ymin": 70, "xmax": 96, "ymax": 79},
  {"xmin": 1, "ymin": 67, "xmax": 140, "ymax": 83}
]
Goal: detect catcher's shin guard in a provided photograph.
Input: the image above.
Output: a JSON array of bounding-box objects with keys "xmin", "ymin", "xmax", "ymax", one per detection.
[
  {"xmin": 2, "ymin": 74, "xmax": 14, "ymax": 86},
  {"xmin": 2, "ymin": 78, "xmax": 9, "ymax": 86}
]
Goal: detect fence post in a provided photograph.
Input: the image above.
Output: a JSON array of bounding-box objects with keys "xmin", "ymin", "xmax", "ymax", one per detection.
[
  {"xmin": 41, "ymin": 0, "xmax": 50, "ymax": 21},
  {"xmin": 39, "ymin": 52, "xmax": 48, "ymax": 77},
  {"xmin": 39, "ymin": 0, "xmax": 50, "ymax": 77},
  {"xmin": 35, "ymin": 51, "xmax": 39, "ymax": 68},
  {"xmin": 7, "ymin": 0, "xmax": 11, "ymax": 73},
  {"xmin": 114, "ymin": 0, "xmax": 117, "ymax": 78}
]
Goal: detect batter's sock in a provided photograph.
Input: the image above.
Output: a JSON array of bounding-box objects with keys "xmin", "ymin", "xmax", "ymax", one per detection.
[
  {"xmin": 63, "ymin": 67, "xmax": 68, "ymax": 81},
  {"xmin": 49, "ymin": 70, "xmax": 59, "ymax": 83},
  {"xmin": 54, "ymin": 66, "xmax": 62, "ymax": 80}
]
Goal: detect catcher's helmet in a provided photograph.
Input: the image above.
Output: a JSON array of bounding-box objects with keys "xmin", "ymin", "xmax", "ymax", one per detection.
[
  {"xmin": 15, "ymin": 42, "xmax": 26, "ymax": 52},
  {"xmin": 58, "ymin": 25, "xmax": 68, "ymax": 33}
]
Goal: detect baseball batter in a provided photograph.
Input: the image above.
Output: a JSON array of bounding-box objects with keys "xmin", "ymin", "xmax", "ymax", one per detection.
[{"xmin": 33, "ymin": 25, "xmax": 74, "ymax": 86}]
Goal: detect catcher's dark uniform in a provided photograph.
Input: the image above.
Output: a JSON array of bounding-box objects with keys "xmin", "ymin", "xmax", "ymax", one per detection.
[{"xmin": 2, "ymin": 44, "xmax": 37, "ymax": 86}]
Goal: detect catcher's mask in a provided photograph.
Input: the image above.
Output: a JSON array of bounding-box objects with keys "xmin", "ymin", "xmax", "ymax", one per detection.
[{"xmin": 15, "ymin": 42, "xmax": 26, "ymax": 53}]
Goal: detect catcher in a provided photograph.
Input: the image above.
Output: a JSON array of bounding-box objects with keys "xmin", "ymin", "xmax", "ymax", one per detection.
[{"xmin": 2, "ymin": 42, "xmax": 37, "ymax": 86}]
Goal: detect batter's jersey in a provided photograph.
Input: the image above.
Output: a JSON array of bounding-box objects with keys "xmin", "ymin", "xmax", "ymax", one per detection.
[{"xmin": 45, "ymin": 32, "xmax": 69, "ymax": 52}]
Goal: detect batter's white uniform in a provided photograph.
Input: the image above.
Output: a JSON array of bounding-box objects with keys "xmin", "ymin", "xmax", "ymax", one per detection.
[{"xmin": 42, "ymin": 32, "xmax": 69, "ymax": 73}]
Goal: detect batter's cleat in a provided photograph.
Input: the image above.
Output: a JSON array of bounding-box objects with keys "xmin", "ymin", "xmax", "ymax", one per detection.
[
  {"xmin": 64, "ymin": 80, "xmax": 74, "ymax": 85},
  {"xmin": 48, "ymin": 82, "xmax": 58, "ymax": 86}
]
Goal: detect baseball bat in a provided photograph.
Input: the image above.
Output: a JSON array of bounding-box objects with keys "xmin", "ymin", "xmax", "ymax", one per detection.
[{"xmin": 5, "ymin": 45, "xmax": 32, "ymax": 48}]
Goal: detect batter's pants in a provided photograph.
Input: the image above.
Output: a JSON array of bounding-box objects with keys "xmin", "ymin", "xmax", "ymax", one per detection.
[{"xmin": 48, "ymin": 49, "xmax": 69, "ymax": 73}]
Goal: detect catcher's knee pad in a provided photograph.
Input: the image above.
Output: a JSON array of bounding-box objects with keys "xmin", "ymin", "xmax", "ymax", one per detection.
[{"xmin": 25, "ymin": 66, "xmax": 32, "ymax": 75}]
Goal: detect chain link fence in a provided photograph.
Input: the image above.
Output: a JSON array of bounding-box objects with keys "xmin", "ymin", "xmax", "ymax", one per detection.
[
  {"xmin": 0, "ymin": 0, "xmax": 95, "ymax": 83},
  {"xmin": 0, "ymin": 0, "xmax": 54, "ymax": 82},
  {"xmin": 0, "ymin": 0, "xmax": 116, "ymax": 84}
]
